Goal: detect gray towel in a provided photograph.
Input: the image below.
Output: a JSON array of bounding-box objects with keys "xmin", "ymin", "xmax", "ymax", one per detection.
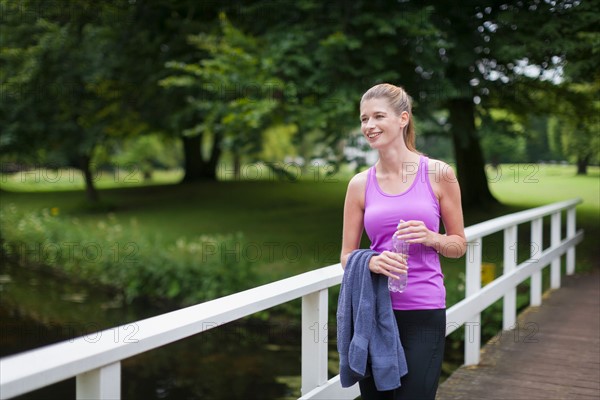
[{"xmin": 337, "ymin": 249, "xmax": 408, "ymax": 391}]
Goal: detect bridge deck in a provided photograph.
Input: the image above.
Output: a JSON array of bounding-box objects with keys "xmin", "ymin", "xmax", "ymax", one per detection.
[{"xmin": 437, "ymin": 269, "xmax": 600, "ymax": 400}]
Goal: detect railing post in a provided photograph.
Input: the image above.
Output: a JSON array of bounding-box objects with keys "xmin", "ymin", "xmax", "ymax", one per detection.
[
  {"xmin": 301, "ymin": 289, "xmax": 328, "ymax": 396},
  {"xmin": 530, "ymin": 218, "xmax": 543, "ymax": 307},
  {"xmin": 566, "ymin": 207, "xmax": 576, "ymax": 275},
  {"xmin": 551, "ymin": 212, "xmax": 562, "ymax": 288},
  {"xmin": 76, "ymin": 362, "xmax": 120, "ymax": 400},
  {"xmin": 503, "ymin": 226, "xmax": 517, "ymax": 330},
  {"xmin": 464, "ymin": 238, "xmax": 482, "ymax": 366}
]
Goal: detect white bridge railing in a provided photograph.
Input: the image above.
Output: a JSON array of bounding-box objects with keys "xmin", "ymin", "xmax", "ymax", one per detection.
[{"xmin": 0, "ymin": 198, "xmax": 583, "ymax": 399}]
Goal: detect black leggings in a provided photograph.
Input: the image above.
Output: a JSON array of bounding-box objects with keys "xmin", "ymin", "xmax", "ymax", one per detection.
[{"xmin": 358, "ymin": 309, "xmax": 446, "ymax": 400}]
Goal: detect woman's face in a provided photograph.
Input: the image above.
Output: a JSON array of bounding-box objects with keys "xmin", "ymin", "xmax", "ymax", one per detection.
[{"xmin": 359, "ymin": 98, "xmax": 407, "ymax": 149}]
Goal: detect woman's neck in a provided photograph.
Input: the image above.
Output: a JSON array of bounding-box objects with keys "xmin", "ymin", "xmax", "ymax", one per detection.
[{"xmin": 376, "ymin": 146, "xmax": 420, "ymax": 175}]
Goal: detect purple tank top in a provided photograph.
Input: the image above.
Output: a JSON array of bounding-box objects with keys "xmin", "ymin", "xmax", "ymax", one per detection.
[{"xmin": 364, "ymin": 155, "xmax": 445, "ymax": 310}]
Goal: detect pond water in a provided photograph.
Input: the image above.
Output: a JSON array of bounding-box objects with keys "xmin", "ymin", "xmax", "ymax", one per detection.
[{"xmin": 0, "ymin": 262, "xmax": 310, "ymax": 399}]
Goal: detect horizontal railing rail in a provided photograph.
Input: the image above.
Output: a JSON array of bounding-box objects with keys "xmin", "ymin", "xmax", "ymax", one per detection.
[{"xmin": 0, "ymin": 198, "xmax": 583, "ymax": 400}]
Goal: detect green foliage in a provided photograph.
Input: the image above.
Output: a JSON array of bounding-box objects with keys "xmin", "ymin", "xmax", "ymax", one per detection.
[
  {"xmin": 0, "ymin": 0, "xmax": 149, "ymax": 201},
  {"xmin": 161, "ymin": 13, "xmax": 283, "ymax": 168},
  {"xmin": 258, "ymin": 1, "xmax": 441, "ymax": 162},
  {"xmin": 0, "ymin": 204, "xmax": 257, "ymax": 306},
  {"xmin": 479, "ymin": 110, "xmax": 527, "ymax": 163},
  {"xmin": 259, "ymin": 124, "xmax": 298, "ymax": 162},
  {"xmin": 2, "ymin": 0, "xmax": 598, "ymax": 199},
  {"xmin": 103, "ymin": 134, "xmax": 183, "ymax": 177},
  {"xmin": 546, "ymin": 117, "xmax": 564, "ymax": 159},
  {"xmin": 478, "ymin": 0, "xmax": 600, "ymax": 171},
  {"xmin": 555, "ymin": 83, "xmax": 600, "ymax": 166}
]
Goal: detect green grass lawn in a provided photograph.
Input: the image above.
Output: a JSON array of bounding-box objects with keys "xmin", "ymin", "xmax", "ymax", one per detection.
[
  {"xmin": 1, "ymin": 178, "xmax": 349, "ymax": 283},
  {"xmin": 488, "ymin": 163, "xmax": 599, "ymax": 212},
  {"xmin": 1, "ymin": 163, "xmax": 598, "ymax": 292},
  {"xmin": 0, "ymin": 168, "xmax": 185, "ymax": 192}
]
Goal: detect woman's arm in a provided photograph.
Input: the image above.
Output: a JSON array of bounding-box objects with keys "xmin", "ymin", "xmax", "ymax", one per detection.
[
  {"xmin": 435, "ymin": 161, "xmax": 467, "ymax": 258},
  {"xmin": 340, "ymin": 173, "xmax": 366, "ymax": 269},
  {"xmin": 396, "ymin": 160, "xmax": 467, "ymax": 258},
  {"xmin": 340, "ymin": 172, "xmax": 408, "ymax": 278}
]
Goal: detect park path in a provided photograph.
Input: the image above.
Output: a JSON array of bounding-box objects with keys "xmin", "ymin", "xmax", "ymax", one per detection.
[{"xmin": 437, "ymin": 268, "xmax": 600, "ymax": 400}]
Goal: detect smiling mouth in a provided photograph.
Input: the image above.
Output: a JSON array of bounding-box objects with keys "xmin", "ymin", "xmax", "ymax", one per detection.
[{"xmin": 366, "ymin": 132, "xmax": 382, "ymax": 139}]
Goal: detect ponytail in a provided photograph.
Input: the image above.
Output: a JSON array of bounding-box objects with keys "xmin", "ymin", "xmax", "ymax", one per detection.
[{"xmin": 404, "ymin": 114, "xmax": 417, "ymax": 152}]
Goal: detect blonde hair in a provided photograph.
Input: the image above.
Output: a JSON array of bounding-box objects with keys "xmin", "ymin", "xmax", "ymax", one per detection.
[{"xmin": 360, "ymin": 83, "xmax": 417, "ymax": 152}]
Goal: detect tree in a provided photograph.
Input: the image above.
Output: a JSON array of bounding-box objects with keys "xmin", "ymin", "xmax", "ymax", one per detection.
[
  {"xmin": 551, "ymin": 0, "xmax": 599, "ymax": 174},
  {"xmin": 406, "ymin": 0, "xmax": 600, "ymax": 205},
  {"xmin": 552, "ymin": 83, "xmax": 599, "ymax": 174},
  {"xmin": 0, "ymin": 0, "xmax": 144, "ymax": 202},
  {"xmin": 236, "ymin": 1, "xmax": 443, "ymax": 173},
  {"xmin": 482, "ymin": 0, "xmax": 599, "ymax": 174},
  {"xmin": 112, "ymin": 0, "xmax": 220, "ymax": 183},
  {"xmin": 479, "ymin": 109, "xmax": 528, "ymax": 164},
  {"xmin": 160, "ymin": 13, "xmax": 284, "ymax": 181}
]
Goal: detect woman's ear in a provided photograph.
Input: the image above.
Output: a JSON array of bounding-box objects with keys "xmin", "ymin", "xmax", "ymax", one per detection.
[{"xmin": 399, "ymin": 111, "xmax": 410, "ymax": 127}]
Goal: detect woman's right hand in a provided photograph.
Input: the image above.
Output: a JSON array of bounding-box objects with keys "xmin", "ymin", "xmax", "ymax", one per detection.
[{"xmin": 368, "ymin": 251, "xmax": 408, "ymax": 279}]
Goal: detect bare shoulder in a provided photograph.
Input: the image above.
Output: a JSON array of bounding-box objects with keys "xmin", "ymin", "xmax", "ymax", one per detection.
[
  {"xmin": 427, "ymin": 158, "xmax": 459, "ymax": 199},
  {"xmin": 346, "ymin": 169, "xmax": 369, "ymax": 206},
  {"xmin": 348, "ymin": 168, "xmax": 369, "ymax": 188},
  {"xmin": 427, "ymin": 158, "xmax": 458, "ymax": 183}
]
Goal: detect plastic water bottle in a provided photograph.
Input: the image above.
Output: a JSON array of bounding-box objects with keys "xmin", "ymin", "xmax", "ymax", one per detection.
[{"xmin": 388, "ymin": 229, "xmax": 409, "ymax": 293}]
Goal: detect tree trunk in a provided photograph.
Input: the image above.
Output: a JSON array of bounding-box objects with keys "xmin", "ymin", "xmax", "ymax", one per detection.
[
  {"xmin": 204, "ymin": 133, "xmax": 222, "ymax": 180},
  {"xmin": 181, "ymin": 134, "xmax": 221, "ymax": 183},
  {"xmin": 181, "ymin": 135, "xmax": 204, "ymax": 183},
  {"xmin": 448, "ymin": 98, "xmax": 497, "ymax": 208},
  {"xmin": 576, "ymin": 154, "xmax": 589, "ymax": 175},
  {"xmin": 79, "ymin": 155, "xmax": 99, "ymax": 203}
]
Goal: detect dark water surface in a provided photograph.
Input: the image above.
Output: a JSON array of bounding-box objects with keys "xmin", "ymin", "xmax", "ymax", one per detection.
[{"xmin": 0, "ymin": 262, "xmax": 305, "ymax": 399}]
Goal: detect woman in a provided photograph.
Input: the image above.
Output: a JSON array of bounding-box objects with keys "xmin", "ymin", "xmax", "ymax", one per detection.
[{"xmin": 340, "ymin": 83, "xmax": 467, "ymax": 399}]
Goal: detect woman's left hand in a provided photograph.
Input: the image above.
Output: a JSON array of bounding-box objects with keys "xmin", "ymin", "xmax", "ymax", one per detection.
[{"xmin": 395, "ymin": 220, "xmax": 435, "ymax": 247}]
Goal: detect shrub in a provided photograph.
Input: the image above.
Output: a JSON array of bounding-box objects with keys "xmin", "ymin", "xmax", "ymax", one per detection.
[{"xmin": 0, "ymin": 204, "xmax": 256, "ymax": 306}]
